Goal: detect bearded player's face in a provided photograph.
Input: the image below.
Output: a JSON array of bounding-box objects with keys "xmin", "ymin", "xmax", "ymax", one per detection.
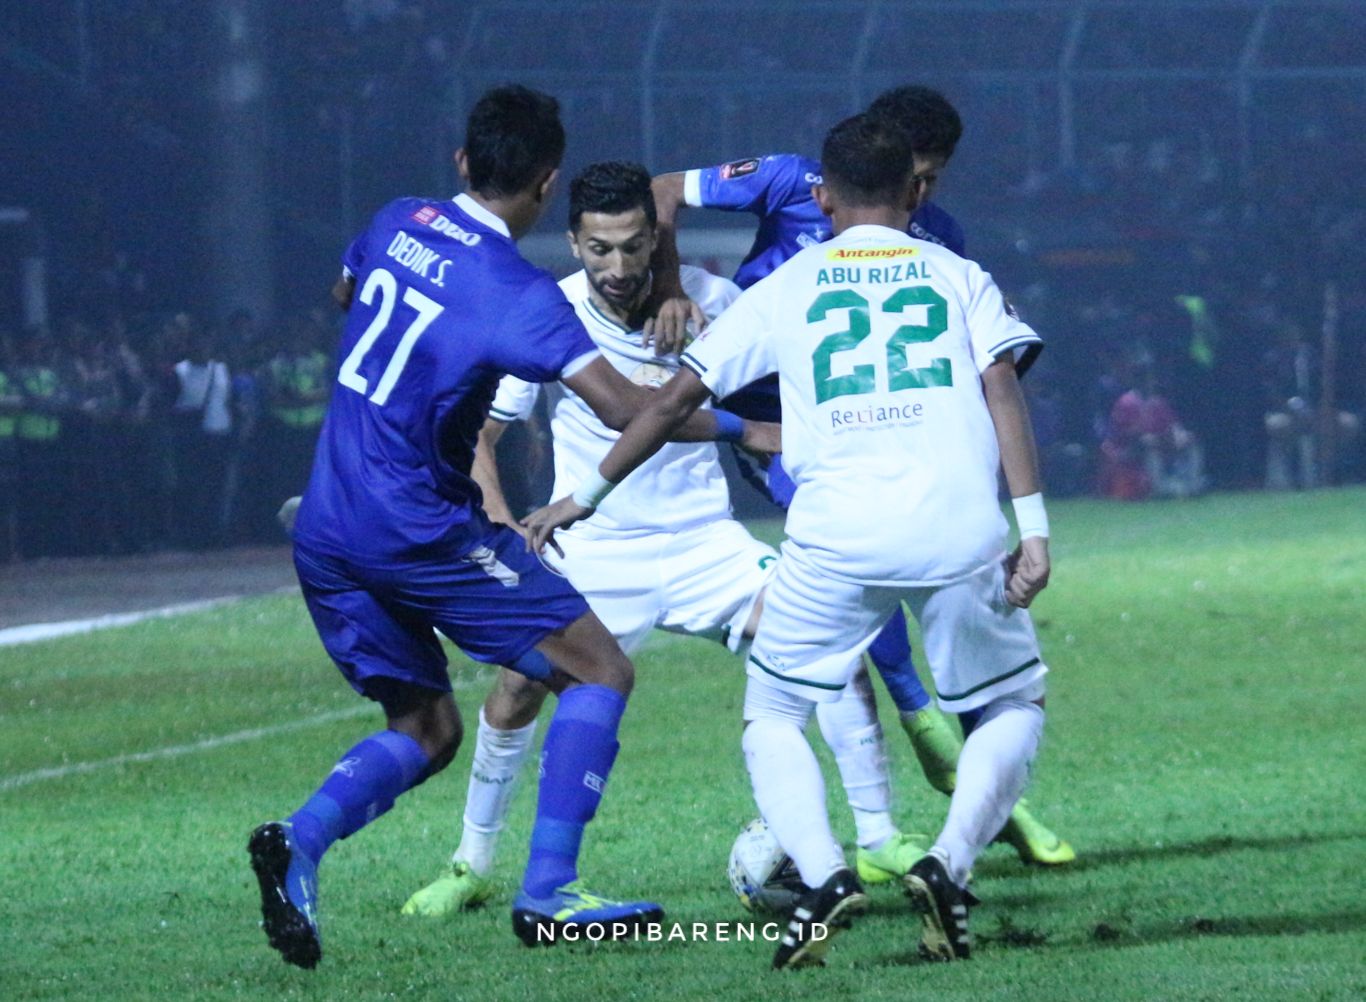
[{"xmin": 570, "ymin": 208, "xmax": 657, "ymax": 313}]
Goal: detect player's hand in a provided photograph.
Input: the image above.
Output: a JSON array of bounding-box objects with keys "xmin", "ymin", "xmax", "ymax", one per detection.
[
  {"xmin": 521, "ymin": 495, "xmax": 594, "ymax": 557},
  {"xmin": 738, "ymin": 420, "xmax": 782, "ymax": 458},
  {"xmin": 499, "ymin": 518, "xmax": 532, "ymax": 544},
  {"xmin": 1004, "ymin": 535, "xmax": 1050, "ymax": 608},
  {"xmin": 642, "ymin": 296, "xmax": 704, "ymax": 356},
  {"xmin": 276, "ymin": 496, "xmax": 303, "ymax": 537}
]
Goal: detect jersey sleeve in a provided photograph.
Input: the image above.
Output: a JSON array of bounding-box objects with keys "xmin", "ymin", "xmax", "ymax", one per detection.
[
  {"xmin": 488, "ymin": 374, "xmax": 540, "ymax": 423},
  {"xmin": 340, "ymin": 231, "xmax": 367, "ymax": 280},
  {"xmin": 496, "ymin": 274, "xmax": 599, "ymax": 384},
  {"xmin": 684, "ymin": 154, "xmax": 805, "ymax": 216},
  {"xmin": 340, "ymin": 199, "xmax": 401, "ymax": 278},
  {"xmin": 964, "ymin": 262, "xmax": 1043, "ymax": 374},
  {"xmin": 679, "ymin": 265, "xmax": 742, "ymax": 322},
  {"xmin": 679, "ymin": 278, "xmax": 778, "ymax": 400}
]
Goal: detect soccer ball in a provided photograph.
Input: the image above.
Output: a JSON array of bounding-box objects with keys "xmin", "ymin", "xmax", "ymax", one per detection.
[{"xmin": 727, "ymin": 818, "xmax": 807, "ymax": 915}]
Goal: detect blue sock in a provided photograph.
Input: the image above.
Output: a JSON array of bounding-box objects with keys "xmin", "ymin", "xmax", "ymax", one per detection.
[
  {"xmin": 868, "ymin": 608, "xmax": 931, "ymax": 713},
  {"xmin": 522, "ymin": 684, "xmax": 626, "ymax": 897},
  {"xmin": 287, "ymin": 730, "xmax": 430, "ymax": 864}
]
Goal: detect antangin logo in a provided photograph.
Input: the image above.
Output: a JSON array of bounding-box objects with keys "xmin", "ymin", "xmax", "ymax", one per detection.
[
  {"xmin": 825, "ymin": 247, "xmax": 919, "ymax": 261},
  {"xmin": 583, "ymin": 771, "xmax": 605, "ymax": 793}
]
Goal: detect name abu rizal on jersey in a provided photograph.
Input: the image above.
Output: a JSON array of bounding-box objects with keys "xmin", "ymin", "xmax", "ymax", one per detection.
[
  {"xmin": 679, "ymin": 228, "xmax": 1046, "ymax": 710},
  {"xmin": 684, "ymin": 153, "xmax": 965, "ymax": 291}
]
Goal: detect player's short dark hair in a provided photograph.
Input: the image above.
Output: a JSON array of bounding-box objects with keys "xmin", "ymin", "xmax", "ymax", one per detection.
[
  {"xmin": 820, "ymin": 113, "xmax": 916, "ymax": 208},
  {"xmin": 463, "ymin": 85, "xmax": 566, "ymax": 197},
  {"xmin": 866, "ymin": 85, "xmax": 962, "ymax": 160},
  {"xmin": 568, "ymin": 161, "xmax": 657, "ymax": 232}
]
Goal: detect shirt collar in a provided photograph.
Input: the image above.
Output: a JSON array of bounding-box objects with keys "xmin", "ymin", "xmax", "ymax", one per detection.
[{"xmin": 454, "ymin": 192, "xmax": 511, "ymax": 238}]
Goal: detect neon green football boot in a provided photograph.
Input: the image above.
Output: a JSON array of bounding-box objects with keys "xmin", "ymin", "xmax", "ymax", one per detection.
[
  {"xmin": 901, "ymin": 706, "xmax": 963, "ymax": 795},
  {"xmin": 999, "ymin": 800, "xmax": 1076, "ymax": 865},
  {"xmin": 855, "ymin": 831, "xmax": 930, "ymax": 885},
  {"xmin": 401, "ymin": 861, "xmax": 494, "ymax": 918}
]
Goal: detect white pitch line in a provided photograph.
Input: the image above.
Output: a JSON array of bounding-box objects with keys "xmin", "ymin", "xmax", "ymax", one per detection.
[
  {"xmin": 0, "ymin": 594, "xmax": 276, "ymax": 648},
  {"xmin": 0, "ymin": 705, "xmax": 376, "ymax": 792}
]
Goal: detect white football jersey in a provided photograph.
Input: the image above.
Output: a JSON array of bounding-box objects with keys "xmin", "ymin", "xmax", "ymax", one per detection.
[
  {"xmin": 490, "ymin": 264, "xmax": 741, "ymax": 538},
  {"xmin": 680, "ymin": 225, "xmax": 1042, "ymax": 586}
]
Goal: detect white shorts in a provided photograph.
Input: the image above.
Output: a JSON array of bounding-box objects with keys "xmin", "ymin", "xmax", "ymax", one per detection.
[
  {"xmin": 548, "ymin": 519, "xmax": 777, "ymax": 655},
  {"xmin": 748, "ymin": 540, "xmax": 1047, "ymax": 712}
]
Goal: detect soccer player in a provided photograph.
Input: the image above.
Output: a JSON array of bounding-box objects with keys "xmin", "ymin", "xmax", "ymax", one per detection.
[
  {"xmin": 247, "ymin": 87, "xmax": 774, "ymax": 968},
  {"xmin": 402, "ymin": 161, "xmax": 926, "ymax": 920},
  {"xmin": 645, "ymin": 85, "xmax": 1071, "ymax": 868},
  {"xmin": 524, "ymin": 113, "xmax": 1054, "ymax": 969}
]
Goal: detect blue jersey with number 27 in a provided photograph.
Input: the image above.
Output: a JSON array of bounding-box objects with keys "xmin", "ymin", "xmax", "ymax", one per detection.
[
  {"xmin": 294, "ymin": 193, "xmax": 596, "ymax": 566},
  {"xmin": 687, "ymin": 153, "xmax": 966, "ymax": 289}
]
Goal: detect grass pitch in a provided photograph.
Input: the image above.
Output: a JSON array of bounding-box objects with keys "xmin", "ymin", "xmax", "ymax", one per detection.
[{"xmin": 2, "ymin": 489, "xmax": 1364, "ymax": 1000}]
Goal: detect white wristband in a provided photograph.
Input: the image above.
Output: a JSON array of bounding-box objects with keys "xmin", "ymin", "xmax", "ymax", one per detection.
[
  {"xmin": 571, "ymin": 470, "xmax": 617, "ymax": 510},
  {"xmin": 1011, "ymin": 492, "xmax": 1049, "ymax": 539}
]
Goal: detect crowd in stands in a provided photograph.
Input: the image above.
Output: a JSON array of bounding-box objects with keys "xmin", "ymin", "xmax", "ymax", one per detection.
[
  {"xmin": 5, "ymin": 2, "xmax": 1361, "ymax": 559},
  {"xmin": 0, "ymin": 310, "xmax": 335, "ymax": 561}
]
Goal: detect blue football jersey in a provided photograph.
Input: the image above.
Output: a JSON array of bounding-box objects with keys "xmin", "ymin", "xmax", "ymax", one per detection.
[
  {"xmin": 294, "ymin": 193, "xmax": 597, "ymax": 564},
  {"xmin": 684, "ymin": 153, "xmax": 966, "ymax": 288}
]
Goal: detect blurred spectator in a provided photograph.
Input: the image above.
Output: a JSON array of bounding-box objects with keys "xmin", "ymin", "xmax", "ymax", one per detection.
[
  {"xmin": 262, "ymin": 311, "xmax": 333, "ymax": 515},
  {"xmin": 168, "ymin": 319, "xmax": 234, "ymax": 549},
  {"xmin": 1099, "ymin": 363, "xmax": 1206, "ymax": 500},
  {"xmin": 13, "ymin": 328, "xmax": 74, "ymax": 557},
  {"xmin": 0, "ymin": 330, "xmax": 21, "ymax": 560},
  {"xmin": 1261, "ymin": 323, "xmax": 1360, "ymax": 490}
]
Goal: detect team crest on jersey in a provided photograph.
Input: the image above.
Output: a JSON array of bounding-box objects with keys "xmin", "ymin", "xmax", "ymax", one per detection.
[
  {"xmin": 720, "ymin": 158, "xmax": 761, "ymax": 180},
  {"xmin": 629, "ymin": 361, "xmax": 674, "ymax": 389},
  {"xmin": 826, "ymin": 247, "xmax": 919, "ymax": 261}
]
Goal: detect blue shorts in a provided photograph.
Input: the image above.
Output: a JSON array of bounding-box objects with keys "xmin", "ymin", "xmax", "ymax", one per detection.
[{"xmin": 294, "ymin": 525, "xmax": 590, "ymax": 701}]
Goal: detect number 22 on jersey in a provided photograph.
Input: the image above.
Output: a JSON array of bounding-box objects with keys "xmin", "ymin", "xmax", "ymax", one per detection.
[
  {"xmin": 338, "ymin": 267, "xmax": 443, "ymax": 406},
  {"xmin": 809, "ymin": 286, "xmax": 951, "ymax": 404}
]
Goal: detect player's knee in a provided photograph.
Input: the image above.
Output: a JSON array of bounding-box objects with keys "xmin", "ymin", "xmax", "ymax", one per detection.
[
  {"xmin": 382, "ymin": 685, "xmax": 462, "ymax": 774},
  {"xmin": 486, "ymin": 668, "xmax": 548, "ymax": 729},
  {"xmin": 423, "ymin": 707, "xmax": 463, "ymax": 775},
  {"xmin": 593, "ymin": 646, "xmax": 635, "ymax": 696}
]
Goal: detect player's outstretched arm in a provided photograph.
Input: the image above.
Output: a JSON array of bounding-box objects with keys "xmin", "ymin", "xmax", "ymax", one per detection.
[
  {"xmin": 523, "ymin": 366, "xmax": 715, "ymax": 554},
  {"xmin": 470, "ymin": 418, "xmax": 524, "ymax": 536},
  {"xmin": 563, "ymin": 355, "xmax": 772, "ymax": 446},
  {"xmin": 643, "ymin": 171, "xmax": 705, "ymax": 355},
  {"xmin": 982, "ymin": 354, "xmax": 1050, "ymax": 608}
]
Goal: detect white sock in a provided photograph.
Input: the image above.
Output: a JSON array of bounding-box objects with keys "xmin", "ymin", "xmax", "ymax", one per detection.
[
  {"xmin": 453, "ymin": 707, "xmax": 538, "ymax": 876},
  {"xmin": 815, "ymin": 665, "xmax": 897, "ymax": 849},
  {"xmin": 933, "ymin": 696, "xmax": 1044, "ymax": 886},
  {"xmin": 742, "ymin": 683, "xmax": 846, "ymax": 889}
]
